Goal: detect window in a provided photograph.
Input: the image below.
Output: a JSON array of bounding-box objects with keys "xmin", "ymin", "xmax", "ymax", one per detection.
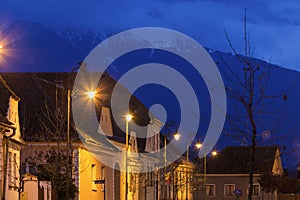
[
  {"xmin": 13, "ymin": 153, "xmax": 17, "ymax": 185},
  {"xmin": 101, "ymin": 166, "xmax": 105, "ymax": 179},
  {"xmin": 101, "ymin": 166, "xmax": 105, "ymax": 191},
  {"xmin": 150, "ymin": 171, "xmax": 153, "ymax": 186},
  {"xmin": 147, "ymin": 167, "xmax": 153, "ymax": 186},
  {"xmin": 205, "ymin": 184, "xmax": 215, "ymax": 196},
  {"xmin": 151, "ymin": 136, "xmax": 156, "ymax": 151},
  {"xmin": 224, "ymin": 184, "xmax": 235, "ymax": 196},
  {"xmin": 8, "ymin": 152, "xmax": 12, "ymax": 187},
  {"xmin": 91, "ymin": 164, "xmax": 96, "ymax": 180},
  {"xmin": 91, "ymin": 164, "xmax": 97, "ymax": 191},
  {"xmin": 252, "ymin": 184, "xmax": 260, "ymax": 196}
]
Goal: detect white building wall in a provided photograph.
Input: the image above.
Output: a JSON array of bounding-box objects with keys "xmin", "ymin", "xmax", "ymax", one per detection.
[
  {"xmin": 7, "ymin": 97, "xmax": 22, "ymax": 142},
  {"xmin": 22, "ymin": 174, "xmax": 39, "ymax": 200},
  {"xmin": 6, "ymin": 146, "xmax": 21, "ymax": 200},
  {"xmin": 5, "ymin": 96, "xmax": 22, "ymax": 200},
  {"xmin": 40, "ymin": 181, "xmax": 52, "ymax": 200}
]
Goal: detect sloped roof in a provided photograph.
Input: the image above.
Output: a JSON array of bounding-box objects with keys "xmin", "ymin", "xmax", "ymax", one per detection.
[
  {"xmin": 206, "ymin": 146, "xmax": 279, "ymax": 174},
  {"xmin": 0, "ymin": 72, "xmax": 150, "ymax": 152}
]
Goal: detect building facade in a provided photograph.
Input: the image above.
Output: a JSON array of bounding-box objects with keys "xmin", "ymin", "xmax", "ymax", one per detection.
[
  {"xmin": 0, "ymin": 75, "xmax": 23, "ymax": 200},
  {"xmin": 202, "ymin": 146, "xmax": 284, "ymax": 200},
  {"xmin": 1, "ymin": 72, "xmax": 168, "ymax": 200}
]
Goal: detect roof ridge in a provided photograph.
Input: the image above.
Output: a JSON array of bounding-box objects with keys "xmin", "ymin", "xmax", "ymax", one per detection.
[
  {"xmin": 34, "ymin": 75, "xmax": 65, "ymax": 90},
  {"xmin": 30, "ymin": 74, "xmax": 56, "ymax": 109}
]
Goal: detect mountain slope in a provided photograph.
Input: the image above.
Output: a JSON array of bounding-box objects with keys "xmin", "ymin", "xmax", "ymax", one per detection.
[{"xmin": 0, "ymin": 21, "xmax": 299, "ymax": 174}]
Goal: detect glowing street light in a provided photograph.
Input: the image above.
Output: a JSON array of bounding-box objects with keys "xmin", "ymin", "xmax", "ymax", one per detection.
[
  {"xmin": 125, "ymin": 114, "xmax": 132, "ymax": 123},
  {"xmin": 212, "ymin": 150, "xmax": 218, "ymax": 157},
  {"xmin": 86, "ymin": 91, "xmax": 96, "ymax": 99},
  {"xmin": 66, "ymin": 64, "xmax": 88, "ymax": 199},
  {"xmin": 0, "ymin": 44, "xmax": 4, "ymax": 63},
  {"xmin": 194, "ymin": 142, "xmax": 217, "ymax": 200},
  {"xmin": 161, "ymin": 130, "xmax": 181, "ymax": 199},
  {"xmin": 125, "ymin": 114, "xmax": 132, "ymax": 200},
  {"xmin": 173, "ymin": 132, "xmax": 181, "ymax": 141},
  {"xmin": 195, "ymin": 141, "xmax": 202, "ymax": 149}
]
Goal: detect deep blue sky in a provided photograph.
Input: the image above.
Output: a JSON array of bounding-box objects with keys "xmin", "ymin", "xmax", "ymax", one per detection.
[
  {"xmin": 1, "ymin": 1, "xmax": 300, "ymax": 173},
  {"xmin": 0, "ymin": 0, "xmax": 300, "ymax": 71}
]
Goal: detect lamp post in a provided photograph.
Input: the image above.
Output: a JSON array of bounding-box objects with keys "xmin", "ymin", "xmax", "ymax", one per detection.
[
  {"xmin": 211, "ymin": 150, "xmax": 217, "ymax": 157},
  {"xmin": 186, "ymin": 139, "xmax": 190, "ymax": 200},
  {"xmin": 66, "ymin": 66, "xmax": 80, "ymax": 199},
  {"xmin": 173, "ymin": 133, "xmax": 197, "ymax": 200},
  {"xmin": 174, "ymin": 132, "xmax": 198, "ymax": 200},
  {"xmin": 125, "ymin": 114, "xmax": 132, "ymax": 200},
  {"xmin": 66, "ymin": 65, "xmax": 95, "ymax": 199},
  {"xmin": 163, "ymin": 136, "xmax": 167, "ymax": 200},
  {"xmin": 195, "ymin": 141, "xmax": 218, "ymax": 200},
  {"xmin": 162, "ymin": 131, "xmax": 180, "ymax": 199},
  {"xmin": 194, "ymin": 141, "xmax": 207, "ymax": 200}
]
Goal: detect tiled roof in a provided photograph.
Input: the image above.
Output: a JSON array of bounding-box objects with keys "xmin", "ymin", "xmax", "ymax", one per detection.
[
  {"xmin": 0, "ymin": 72, "xmax": 150, "ymax": 152},
  {"xmin": 206, "ymin": 146, "xmax": 278, "ymax": 174}
]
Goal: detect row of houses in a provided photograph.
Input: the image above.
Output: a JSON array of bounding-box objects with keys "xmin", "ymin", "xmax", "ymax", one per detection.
[{"xmin": 0, "ymin": 72, "xmax": 285, "ymax": 200}]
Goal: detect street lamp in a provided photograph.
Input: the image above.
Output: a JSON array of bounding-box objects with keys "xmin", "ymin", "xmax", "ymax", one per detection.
[
  {"xmin": 174, "ymin": 134, "xmax": 200, "ymax": 200},
  {"xmin": 66, "ymin": 88, "xmax": 96, "ymax": 199},
  {"xmin": 211, "ymin": 150, "xmax": 217, "ymax": 157},
  {"xmin": 195, "ymin": 141, "xmax": 202, "ymax": 149},
  {"xmin": 125, "ymin": 114, "xmax": 132, "ymax": 200},
  {"xmin": 66, "ymin": 64, "xmax": 96, "ymax": 199},
  {"xmin": 86, "ymin": 91, "xmax": 96, "ymax": 99},
  {"xmin": 195, "ymin": 142, "xmax": 217, "ymax": 200},
  {"xmin": 167, "ymin": 132, "xmax": 194, "ymax": 199},
  {"xmin": 173, "ymin": 132, "xmax": 181, "ymax": 141},
  {"xmin": 194, "ymin": 141, "xmax": 207, "ymax": 200},
  {"xmin": 0, "ymin": 44, "xmax": 5, "ymax": 64},
  {"xmin": 162, "ymin": 131, "xmax": 180, "ymax": 199}
]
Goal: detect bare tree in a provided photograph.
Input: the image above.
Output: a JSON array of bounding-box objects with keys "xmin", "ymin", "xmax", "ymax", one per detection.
[
  {"xmin": 24, "ymin": 102, "xmax": 78, "ymax": 199},
  {"xmin": 219, "ymin": 9, "xmax": 295, "ymax": 200}
]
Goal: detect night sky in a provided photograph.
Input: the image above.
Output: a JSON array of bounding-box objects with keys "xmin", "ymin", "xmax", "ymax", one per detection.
[
  {"xmin": 1, "ymin": 1, "xmax": 300, "ymax": 173},
  {"xmin": 0, "ymin": 0, "xmax": 300, "ymax": 71}
]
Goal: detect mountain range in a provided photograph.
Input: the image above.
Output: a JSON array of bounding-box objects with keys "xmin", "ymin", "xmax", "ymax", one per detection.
[{"xmin": 0, "ymin": 21, "xmax": 299, "ymax": 175}]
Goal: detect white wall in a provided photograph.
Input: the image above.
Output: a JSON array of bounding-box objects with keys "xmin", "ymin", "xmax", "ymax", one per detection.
[{"xmin": 23, "ymin": 174, "xmax": 38, "ymax": 200}]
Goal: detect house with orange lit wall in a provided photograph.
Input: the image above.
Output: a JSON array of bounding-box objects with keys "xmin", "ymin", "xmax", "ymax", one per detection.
[
  {"xmin": 0, "ymin": 75, "xmax": 24, "ymax": 200},
  {"xmin": 2, "ymin": 72, "xmax": 163, "ymax": 200}
]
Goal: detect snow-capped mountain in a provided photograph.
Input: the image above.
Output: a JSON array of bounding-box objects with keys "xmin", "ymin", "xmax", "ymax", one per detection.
[{"xmin": 0, "ymin": 21, "xmax": 300, "ymax": 175}]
